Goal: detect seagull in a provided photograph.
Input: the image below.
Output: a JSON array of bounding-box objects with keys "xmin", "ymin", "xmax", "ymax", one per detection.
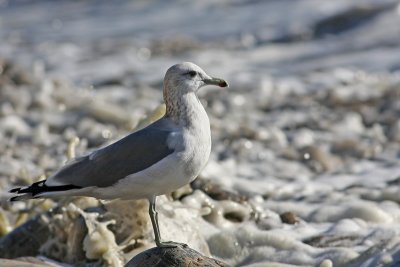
[{"xmin": 9, "ymin": 62, "xmax": 228, "ymax": 247}]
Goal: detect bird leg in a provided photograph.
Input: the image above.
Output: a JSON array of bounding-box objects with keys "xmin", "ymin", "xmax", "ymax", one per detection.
[{"xmin": 148, "ymin": 196, "xmax": 186, "ymax": 248}]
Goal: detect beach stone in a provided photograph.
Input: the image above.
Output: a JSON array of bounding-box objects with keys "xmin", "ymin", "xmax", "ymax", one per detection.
[
  {"xmin": 191, "ymin": 179, "xmax": 247, "ymax": 203},
  {"xmin": 125, "ymin": 245, "xmax": 229, "ymax": 267},
  {"xmin": 0, "ymin": 214, "xmax": 51, "ymax": 258},
  {"xmin": 0, "ymin": 258, "xmax": 53, "ymax": 267},
  {"xmin": 301, "ymin": 145, "xmax": 342, "ymax": 172},
  {"xmin": 280, "ymin": 211, "xmax": 300, "ymax": 225},
  {"xmin": 0, "ymin": 115, "xmax": 31, "ymax": 136}
]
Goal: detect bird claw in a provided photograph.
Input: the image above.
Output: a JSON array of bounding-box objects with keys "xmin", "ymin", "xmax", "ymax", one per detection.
[{"xmin": 156, "ymin": 241, "xmax": 187, "ymax": 248}]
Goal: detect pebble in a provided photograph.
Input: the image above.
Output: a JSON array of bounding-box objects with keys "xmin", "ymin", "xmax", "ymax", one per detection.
[
  {"xmin": 0, "ymin": 115, "xmax": 30, "ymax": 136},
  {"xmin": 280, "ymin": 212, "xmax": 300, "ymax": 225}
]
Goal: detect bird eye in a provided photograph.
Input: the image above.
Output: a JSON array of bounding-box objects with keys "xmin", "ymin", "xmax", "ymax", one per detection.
[{"xmin": 187, "ymin": 71, "xmax": 197, "ymax": 77}]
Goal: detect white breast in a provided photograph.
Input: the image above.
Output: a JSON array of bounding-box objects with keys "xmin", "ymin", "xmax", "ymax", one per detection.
[{"xmin": 180, "ymin": 112, "xmax": 211, "ymax": 180}]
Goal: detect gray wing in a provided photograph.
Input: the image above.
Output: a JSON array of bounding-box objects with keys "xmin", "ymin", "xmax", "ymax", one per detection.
[{"xmin": 51, "ymin": 119, "xmax": 176, "ymax": 188}]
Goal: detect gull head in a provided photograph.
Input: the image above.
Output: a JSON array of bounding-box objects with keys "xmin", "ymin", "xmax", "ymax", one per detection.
[{"xmin": 163, "ymin": 62, "xmax": 228, "ymax": 96}]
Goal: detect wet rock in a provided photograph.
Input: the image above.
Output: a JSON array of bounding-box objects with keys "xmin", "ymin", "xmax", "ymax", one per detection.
[
  {"xmin": 280, "ymin": 211, "xmax": 300, "ymax": 225},
  {"xmin": 191, "ymin": 179, "xmax": 247, "ymax": 203},
  {"xmin": 0, "ymin": 258, "xmax": 54, "ymax": 267},
  {"xmin": 331, "ymin": 139, "xmax": 382, "ymax": 159},
  {"xmin": 103, "ymin": 199, "xmax": 151, "ymax": 245},
  {"xmin": 304, "ymin": 234, "xmax": 360, "ymax": 248},
  {"xmin": 0, "ymin": 214, "xmax": 51, "ymax": 258},
  {"xmin": 125, "ymin": 245, "xmax": 229, "ymax": 267},
  {"xmin": 0, "ymin": 58, "xmax": 36, "ymax": 85},
  {"xmin": 0, "ymin": 202, "xmax": 115, "ymax": 265},
  {"xmin": 300, "ymin": 145, "xmax": 342, "ymax": 172}
]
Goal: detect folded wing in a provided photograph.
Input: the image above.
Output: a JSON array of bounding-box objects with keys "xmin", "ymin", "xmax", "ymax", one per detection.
[{"xmin": 49, "ymin": 120, "xmax": 175, "ymax": 188}]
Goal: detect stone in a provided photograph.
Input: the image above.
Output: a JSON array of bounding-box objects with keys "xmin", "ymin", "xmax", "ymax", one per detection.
[
  {"xmin": 125, "ymin": 245, "xmax": 229, "ymax": 267},
  {"xmin": 280, "ymin": 211, "xmax": 300, "ymax": 225},
  {"xmin": 0, "ymin": 258, "xmax": 54, "ymax": 267}
]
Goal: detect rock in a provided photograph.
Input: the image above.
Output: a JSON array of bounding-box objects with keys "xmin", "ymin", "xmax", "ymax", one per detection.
[
  {"xmin": 0, "ymin": 214, "xmax": 51, "ymax": 258},
  {"xmin": 280, "ymin": 211, "xmax": 300, "ymax": 225},
  {"xmin": 300, "ymin": 145, "xmax": 342, "ymax": 172},
  {"xmin": 125, "ymin": 245, "xmax": 229, "ymax": 267},
  {"xmin": 103, "ymin": 199, "xmax": 150, "ymax": 244},
  {"xmin": 0, "ymin": 208, "xmax": 89, "ymax": 263},
  {"xmin": 303, "ymin": 234, "xmax": 360, "ymax": 248},
  {"xmin": 0, "ymin": 115, "xmax": 31, "ymax": 137},
  {"xmin": 0, "ymin": 58, "xmax": 36, "ymax": 85},
  {"xmin": 191, "ymin": 179, "xmax": 247, "ymax": 203},
  {"xmin": 331, "ymin": 139, "xmax": 381, "ymax": 159},
  {"xmin": 0, "ymin": 258, "xmax": 54, "ymax": 267}
]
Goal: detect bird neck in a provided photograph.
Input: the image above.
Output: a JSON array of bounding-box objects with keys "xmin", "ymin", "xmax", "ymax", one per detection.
[{"xmin": 164, "ymin": 91, "xmax": 207, "ymax": 127}]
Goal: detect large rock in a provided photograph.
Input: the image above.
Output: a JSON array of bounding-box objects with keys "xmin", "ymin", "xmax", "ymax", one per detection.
[
  {"xmin": 0, "ymin": 258, "xmax": 54, "ymax": 267},
  {"xmin": 0, "ymin": 214, "xmax": 51, "ymax": 258},
  {"xmin": 125, "ymin": 245, "xmax": 229, "ymax": 267}
]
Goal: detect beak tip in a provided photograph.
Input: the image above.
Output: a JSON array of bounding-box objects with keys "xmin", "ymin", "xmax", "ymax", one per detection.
[
  {"xmin": 219, "ymin": 80, "xmax": 228, "ymax": 88},
  {"xmin": 204, "ymin": 77, "xmax": 229, "ymax": 88}
]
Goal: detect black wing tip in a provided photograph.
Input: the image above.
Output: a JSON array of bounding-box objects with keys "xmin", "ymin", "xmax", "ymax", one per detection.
[
  {"xmin": 9, "ymin": 187, "xmax": 21, "ymax": 193},
  {"xmin": 9, "ymin": 180, "xmax": 82, "ymax": 201},
  {"xmin": 9, "ymin": 196, "xmax": 20, "ymax": 202},
  {"xmin": 9, "ymin": 178, "xmax": 82, "ymax": 203},
  {"xmin": 12, "ymin": 180, "xmax": 47, "ymax": 195}
]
